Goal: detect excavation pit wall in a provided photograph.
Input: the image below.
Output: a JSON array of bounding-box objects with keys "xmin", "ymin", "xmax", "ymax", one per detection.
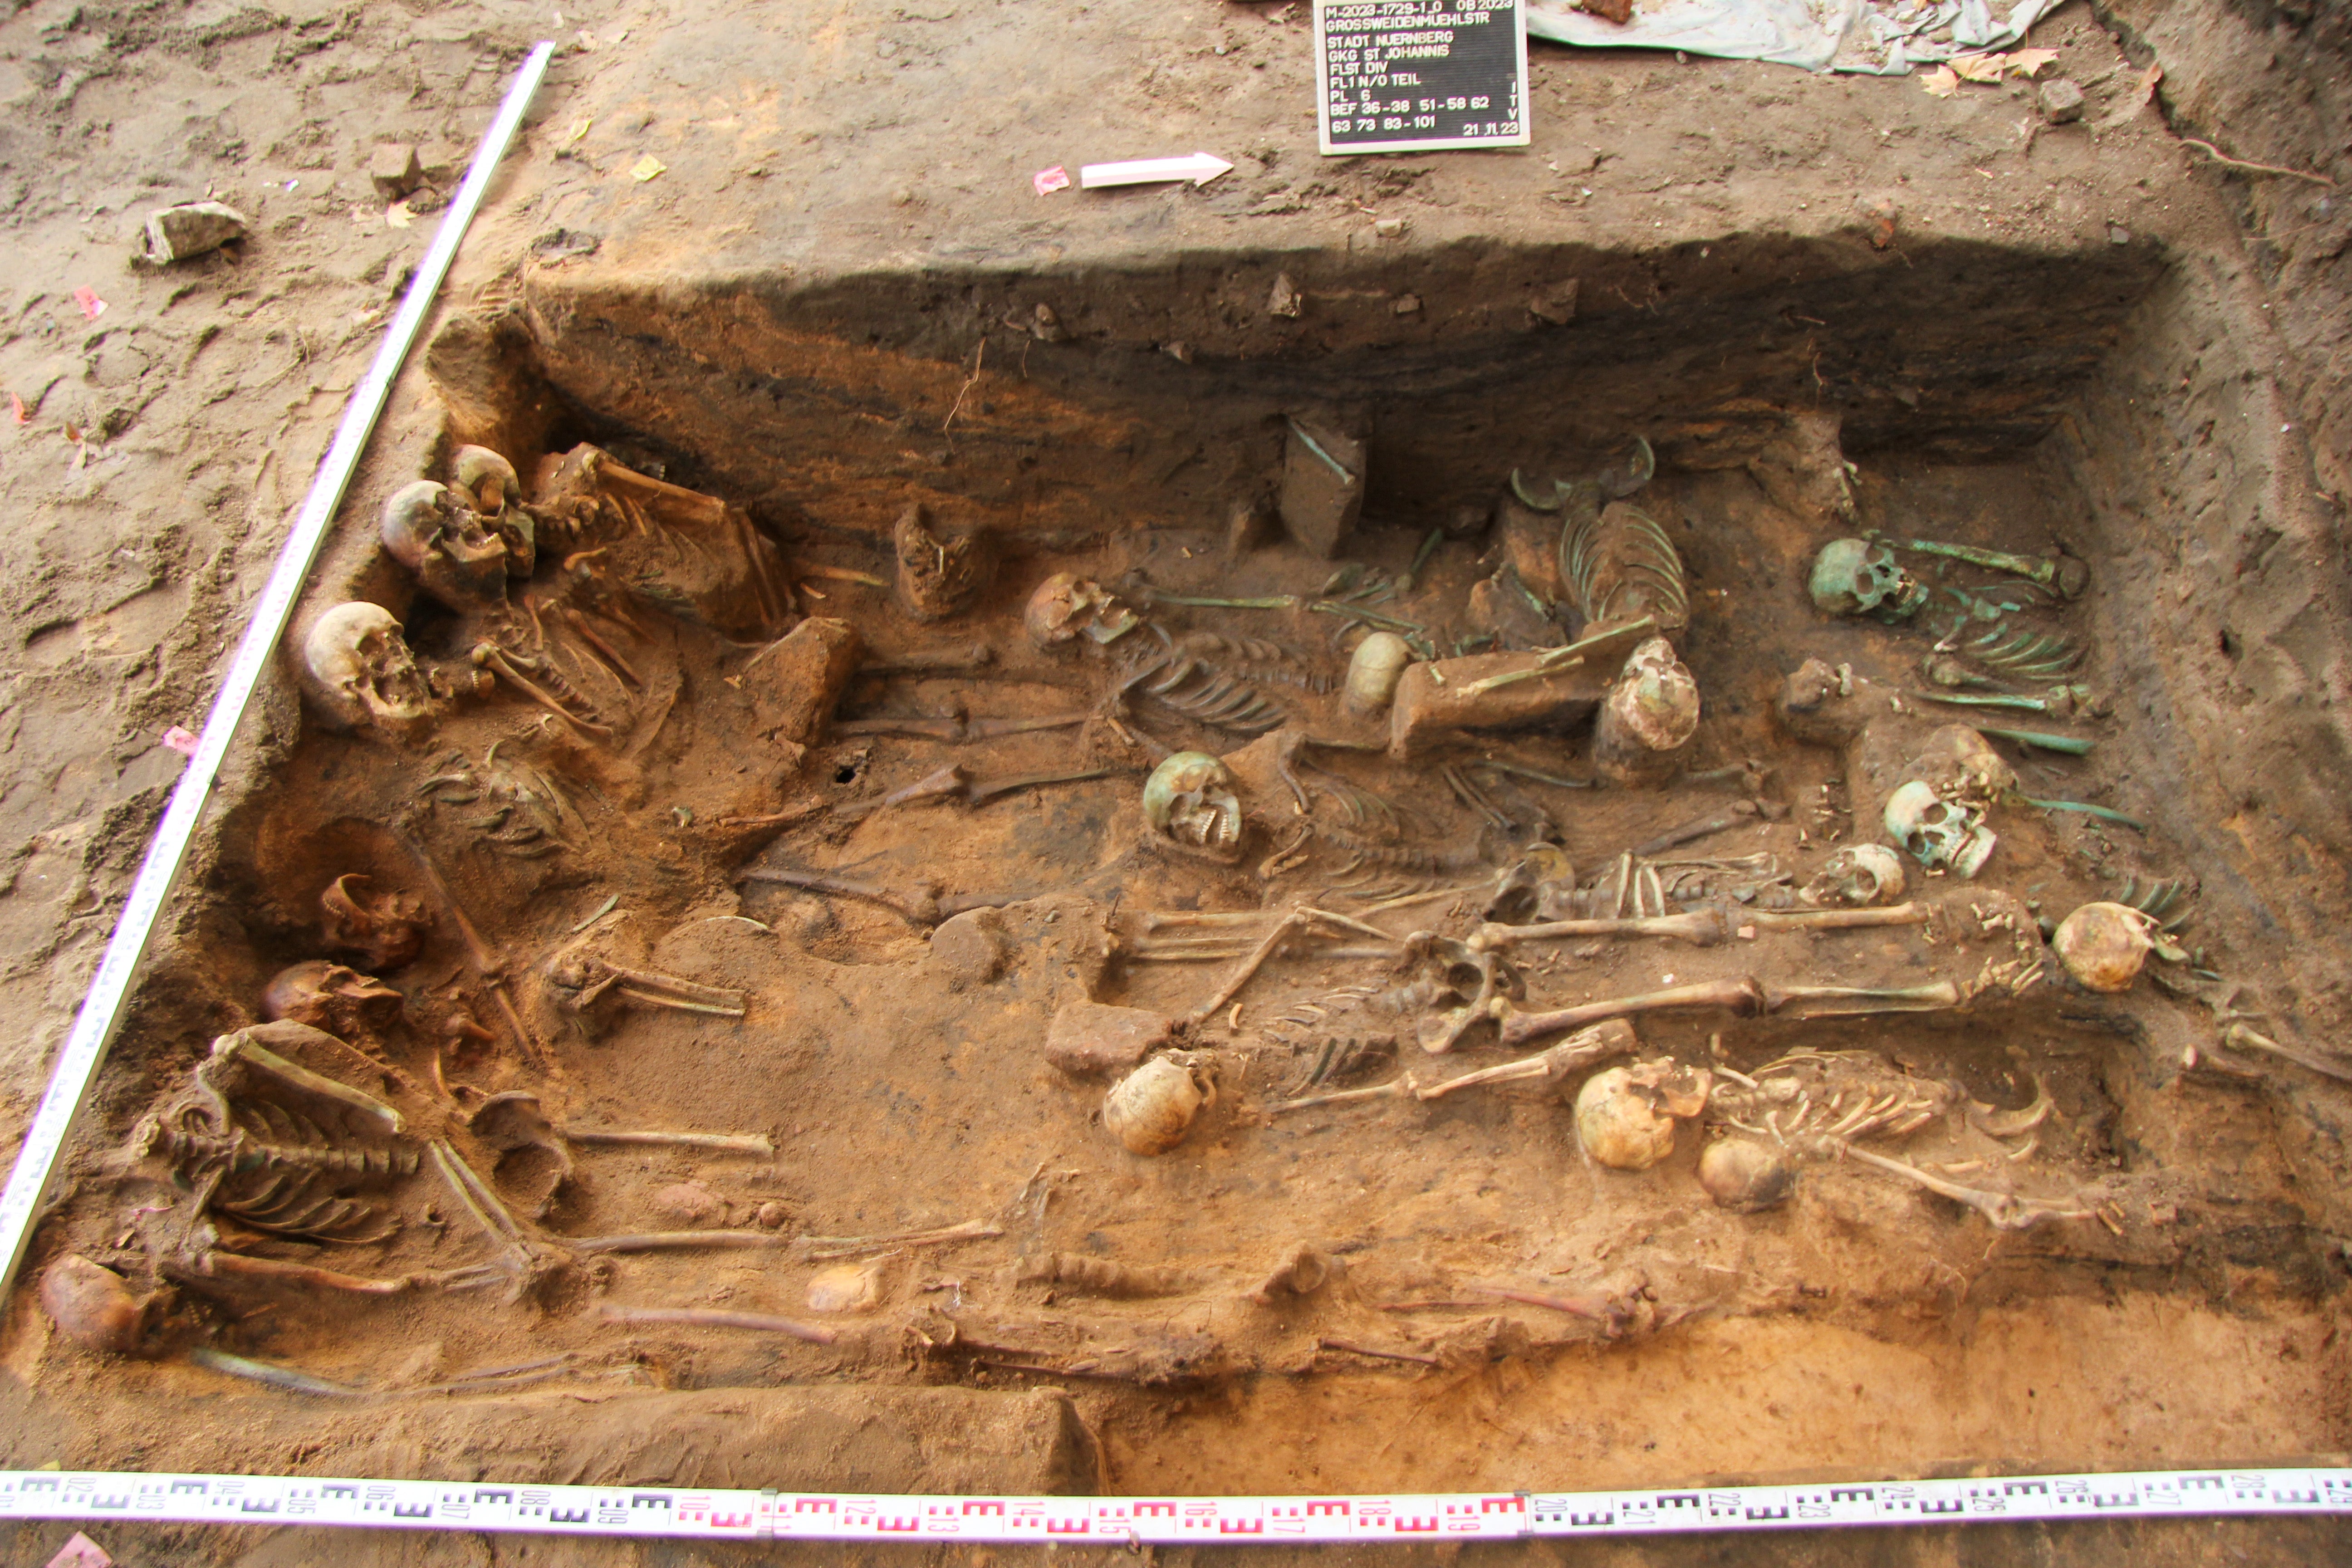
[{"xmin": 14, "ymin": 229, "xmax": 2352, "ymax": 1508}]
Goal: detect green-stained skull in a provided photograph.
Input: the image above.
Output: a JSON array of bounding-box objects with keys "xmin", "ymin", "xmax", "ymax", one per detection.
[
  {"xmin": 1142, "ymin": 751, "xmax": 1244, "ymax": 864},
  {"xmin": 1808, "ymin": 538, "xmax": 1927, "ymax": 622}
]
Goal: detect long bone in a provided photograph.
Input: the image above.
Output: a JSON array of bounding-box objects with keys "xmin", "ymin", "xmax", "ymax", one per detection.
[
  {"xmin": 472, "ymin": 641, "xmax": 614, "ymax": 737},
  {"xmin": 1466, "ymin": 1283, "xmax": 1635, "ymax": 1334},
  {"xmin": 1471, "ymin": 902, "xmax": 1928, "ymax": 951},
  {"xmin": 1186, "ymin": 907, "xmax": 1391, "ymax": 1027},
  {"xmin": 1267, "ymin": 1020, "xmax": 1637, "ymax": 1115},
  {"xmin": 834, "ymin": 764, "xmax": 1113, "ymax": 821},
  {"xmin": 557, "ymin": 956, "xmax": 747, "ymax": 1019},
  {"xmin": 832, "ymin": 710, "xmax": 1093, "ymax": 742},
  {"xmin": 1897, "ymin": 537, "xmax": 2087, "ymax": 598},
  {"xmin": 1744, "ymin": 904, "xmax": 1929, "ymax": 933},
  {"xmin": 580, "ymin": 448, "xmax": 731, "ymax": 529},
  {"xmin": 1499, "ymin": 978, "xmax": 1766, "ymax": 1047},
  {"xmin": 1630, "ymin": 802, "xmax": 1759, "ymax": 858},
  {"xmin": 796, "ymin": 1217, "xmax": 1004, "ymax": 1260},
  {"xmin": 567, "ymin": 1127, "xmax": 774, "ymax": 1154},
  {"xmin": 397, "ymin": 830, "xmax": 547, "ymax": 1068},
  {"xmin": 735, "ymin": 867, "xmax": 1009, "ymax": 927},
  {"xmin": 1761, "ymin": 980, "xmax": 1961, "ymax": 1018},
  {"xmin": 193, "ymin": 1251, "xmax": 508, "ymax": 1296},
  {"xmin": 437, "ymin": 1135, "xmax": 799, "ymax": 1271},
  {"xmin": 1835, "ymin": 1142, "xmax": 2093, "ymax": 1230},
  {"xmin": 561, "ymin": 608, "xmax": 642, "ymax": 686},
  {"xmin": 1470, "ymin": 910, "xmax": 1727, "ymax": 952},
  {"xmin": 600, "ymin": 1304, "xmax": 837, "ymax": 1344},
  {"xmin": 206, "ymin": 1026, "xmax": 405, "ymax": 1134},
  {"xmin": 1498, "ymin": 974, "xmax": 1962, "ymax": 1046}
]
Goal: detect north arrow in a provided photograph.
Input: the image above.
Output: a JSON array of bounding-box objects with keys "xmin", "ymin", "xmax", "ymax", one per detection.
[{"xmin": 1078, "ymin": 152, "xmax": 1235, "ymax": 190}]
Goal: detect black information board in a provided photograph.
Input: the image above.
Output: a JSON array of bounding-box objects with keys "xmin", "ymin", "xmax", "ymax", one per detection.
[{"xmin": 1314, "ymin": 0, "xmax": 1529, "ymax": 156}]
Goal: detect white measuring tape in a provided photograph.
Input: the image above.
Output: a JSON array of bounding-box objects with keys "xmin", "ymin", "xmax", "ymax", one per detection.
[
  {"xmin": 3, "ymin": 1467, "xmax": 2347, "ymax": 1544},
  {"xmin": 0, "ymin": 41, "xmax": 556, "ymax": 1303}
]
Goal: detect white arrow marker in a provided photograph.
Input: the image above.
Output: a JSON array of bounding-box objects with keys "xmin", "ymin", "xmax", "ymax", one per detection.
[{"xmin": 1079, "ymin": 151, "xmax": 1235, "ymax": 190}]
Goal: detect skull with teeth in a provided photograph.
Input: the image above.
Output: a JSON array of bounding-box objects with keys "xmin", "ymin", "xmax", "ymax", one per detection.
[
  {"xmin": 1024, "ymin": 572, "xmax": 1140, "ymax": 649},
  {"xmin": 260, "ymin": 960, "xmax": 405, "ymax": 1035},
  {"xmin": 449, "ymin": 446, "xmax": 534, "ymax": 578},
  {"xmin": 1883, "ymin": 780, "xmax": 1995, "ymax": 879},
  {"xmin": 1808, "ymin": 537, "xmax": 1927, "ymax": 622},
  {"xmin": 1142, "ymin": 752, "xmax": 1245, "ymax": 864},
  {"xmin": 1801, "ymin": 843, "xmax": 1907, "ymax": 907},
  {"xmin": 301, "ymin": 602, "xmax": 432, "ymax": 735},
  {"xmin": 380, "ymin": 479, "xmax": 510, "ymax": 613}
]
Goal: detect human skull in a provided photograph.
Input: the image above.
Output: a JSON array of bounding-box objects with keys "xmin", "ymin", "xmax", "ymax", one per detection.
[
  {"xmin": 1102, "ymin": 1052, "xmax": 1217, "ymax": 1155},
  {"xmin": 302, "ymin": 602, "xmax": 431, "ymax": 734},
  {"xmin": 1883, "ymin": 779, "xmax": 1995, "ymax": 879},
  {"xmin": 319, "ymin": 873, "xmax": 428, "ymax": 970},
  {"xmin": 260, "ymin": 959, "xmax": 404, "ymax": 1033},
  {"xmin": 451, "ymin": 446, "xmax": 534, "ymax": 578},
  {"xmin": 1575, "ymin": 1057, "xmax": 1712, "ymax": 1171},
  {"xmin": 1024, "ymin": 572, "xmax": 1139, "ymax": 648},
  {"xmin": 1142, "ymin": 751, "xmax": 1245, "ymax": 864},
  {"xmin": 1345, "ymin": 631, "xmax": 1415, "ymax": 717},
  {"xmin": 381, "ymin": 480, "xmax": 510, "ymax": 612},
  {"xmin": 2051, "ymin": 901, "xmax": 2160, "ymax": 993},
  {"xmin": 1808, "ymin": 538, "xmax": 1926, "ymax": 622},
  {"xmin": 1801, "ymin": 843, "xmax": 1907, "ymax": 907},
  {"xmin": 1608, "ymin": 637, "xmax": 1702, "ymax": 750},
  {"xmin": 452, "ymin": 444, "xmax": 521, "ymax": 513}
]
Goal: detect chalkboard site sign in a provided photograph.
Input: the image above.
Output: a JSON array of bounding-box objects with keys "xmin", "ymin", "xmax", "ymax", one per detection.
[{"xmin": 1315, "ymin": 0, "xmax": 1530, "ymax": 156}]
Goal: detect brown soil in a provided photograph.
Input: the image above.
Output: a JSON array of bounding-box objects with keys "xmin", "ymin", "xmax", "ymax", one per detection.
[{"xmin": 4, "ymin": 0, "xmax": 2352, "ymax": 1564}]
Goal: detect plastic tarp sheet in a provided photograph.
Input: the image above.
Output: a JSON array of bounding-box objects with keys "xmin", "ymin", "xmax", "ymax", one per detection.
[{"xmin": 1526, "ymin": 0, "xmax": 2065, "ymax": 73}]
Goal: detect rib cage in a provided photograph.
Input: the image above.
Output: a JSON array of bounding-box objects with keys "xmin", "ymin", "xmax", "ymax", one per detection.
[
  {"xmin": 1119, "ymin": 629, "xmax": 1285, "ymax": 734},
  {"xmin": 1563, "ymin": 501, "xmax": 1689, "ymax": 632},
  {"xmin": 145, "ymin": 1102, "xmax": 416, "ymax": 1244}
]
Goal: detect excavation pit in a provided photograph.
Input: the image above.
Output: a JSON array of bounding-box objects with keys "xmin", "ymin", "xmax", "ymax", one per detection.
[{"xmin": 20, "ymin": 223, "xmax": 2352, "ymax": 1511}]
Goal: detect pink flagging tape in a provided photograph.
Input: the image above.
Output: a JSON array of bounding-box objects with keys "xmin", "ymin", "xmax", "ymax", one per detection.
[{"xmin": 3, "ymin": 1467, "xmax": 2349, "ymax": 1544}]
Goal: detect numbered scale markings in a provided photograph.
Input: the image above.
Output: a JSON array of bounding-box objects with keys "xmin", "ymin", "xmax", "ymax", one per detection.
[{"xmin": 5, "ymin": 1468, "xmax": 2347, "ymax": 1545}]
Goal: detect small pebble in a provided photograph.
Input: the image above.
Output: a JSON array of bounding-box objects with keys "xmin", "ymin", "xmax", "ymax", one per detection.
[
  {"xmin": 756, "ymin": 1200, "xmax": 790, "ymax": 1230},
  {"xmin": 2038, "ymin": 77, "xmax": 2085, "ymax": 124},
  {"xmin": 651, "ymin": 1181, "xmax": 721, "ymax": 1227}
]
